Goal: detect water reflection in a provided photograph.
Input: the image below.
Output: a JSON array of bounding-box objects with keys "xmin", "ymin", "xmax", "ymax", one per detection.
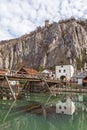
[
  {"xmin": 0, "ymin": 92, "xmax": 87, "ymax": 130},
  {"xmin": 56, "ymin": 96, "xmax": 75, "ymax": 115}
]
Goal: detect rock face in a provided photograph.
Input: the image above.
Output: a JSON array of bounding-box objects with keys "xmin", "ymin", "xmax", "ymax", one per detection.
[{"xmin": 0, "ymin": 18, "xmax": 87, "ymax": 70}]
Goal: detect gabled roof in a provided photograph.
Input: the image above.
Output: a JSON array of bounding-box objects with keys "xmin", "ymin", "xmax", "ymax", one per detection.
[
  {"xmin": 17, "ymin": 67, "xmax": 38, "ymax": 75},
  {"xmin": 42, "ymin": 69, "xmax": 53, "ymax": 74},
  {"xmin": 42, "ymin": 70, "xmax": 50, "ymax": 74}
]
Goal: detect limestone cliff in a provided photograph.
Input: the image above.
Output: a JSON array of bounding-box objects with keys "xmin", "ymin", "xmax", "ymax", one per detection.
[{"xmin": 0, "ymin": 18, "xmax": 87, "ymax": 70}]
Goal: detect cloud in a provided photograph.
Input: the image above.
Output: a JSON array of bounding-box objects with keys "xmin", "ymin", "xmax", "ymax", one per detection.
[{"xmin": 0, "ymin": 0, "xmax": 87, "ymax": 41}]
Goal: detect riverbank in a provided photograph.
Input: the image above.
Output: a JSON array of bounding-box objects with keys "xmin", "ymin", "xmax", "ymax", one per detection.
[{"xmin": 51, "ymin": 87, "xmax": 87, "ymax": 93}]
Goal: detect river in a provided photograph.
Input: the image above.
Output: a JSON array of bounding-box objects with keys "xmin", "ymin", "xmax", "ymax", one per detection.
[{"xmin": 0, "ymin": 92, "xmax": 87, "ymax": 130}]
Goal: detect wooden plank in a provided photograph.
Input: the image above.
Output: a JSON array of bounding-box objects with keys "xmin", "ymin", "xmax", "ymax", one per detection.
[
  {"xmin": 4, "ymin": 76, "xmax": 16, "ymax": 100},
  {"xmin": 0, "ymin": 75, "xmax": 60, "ymax": 84}
]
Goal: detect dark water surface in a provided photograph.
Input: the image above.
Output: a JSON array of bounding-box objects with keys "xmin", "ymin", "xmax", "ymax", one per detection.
[{"xmin": 0, "ymin": 92, "xmax": 87, "ymax": 130}]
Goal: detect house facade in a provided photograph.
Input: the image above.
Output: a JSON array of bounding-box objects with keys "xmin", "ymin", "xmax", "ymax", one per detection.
[
  {"xmin": 71, "ymin": 72, "xmax": 87, "ymax": 85},
  {"xmin": 55, "ymin": 65, "xmax": 74, "ymax": 81}
]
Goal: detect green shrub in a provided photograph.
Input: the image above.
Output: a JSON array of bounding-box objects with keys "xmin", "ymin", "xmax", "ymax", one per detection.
[{"xmin": 76, "ymin": 57, "xmax": 82, "ymax": 70}]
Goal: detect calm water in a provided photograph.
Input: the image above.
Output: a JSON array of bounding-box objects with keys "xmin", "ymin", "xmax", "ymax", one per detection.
[{"xmin": 0, "ymin": 92, "xmax": 87, "ymax": 130}]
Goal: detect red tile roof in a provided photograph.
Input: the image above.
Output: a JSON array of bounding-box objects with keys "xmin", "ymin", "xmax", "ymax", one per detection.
[{"xmin": 17, "ymin": 67, "xmax": 38, "ymax": 75}]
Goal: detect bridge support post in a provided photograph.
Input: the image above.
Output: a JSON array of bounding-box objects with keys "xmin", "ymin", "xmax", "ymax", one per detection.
[{"xmin": 4, "ymin": 76, "xmax": 16, "ymax": 100}]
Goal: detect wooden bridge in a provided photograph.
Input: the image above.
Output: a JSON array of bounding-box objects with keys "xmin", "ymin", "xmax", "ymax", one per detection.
[{"xmin": 0, "ymin": 74, "xmax": 60, "ymax": 100}]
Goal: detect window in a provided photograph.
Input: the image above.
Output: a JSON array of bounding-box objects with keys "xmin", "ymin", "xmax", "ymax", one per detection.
[
  {"xmin": 64, "ymin": 106, "xmax": 66, "ymax": 110},
  {"xmin": 64, "ymin": 69, "xmax": 66, "ymax": 73},
  {"xmin": 59, "ymin": 106, "xmax": 62, "ymax": 109},
  {"xmin": 59, "ymin": 70, "xmax": 61, "ymax": 73}
]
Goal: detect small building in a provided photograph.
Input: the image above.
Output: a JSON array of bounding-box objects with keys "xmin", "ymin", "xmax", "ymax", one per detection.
[
  {"xmin": 45, "ymin": 20, "xmax": 50, "ymax": 27},
  {"xmin": 9, "ymin": 81, "xmax": 19, "ymax": 86},
  {"xmin": 55, "ymin": 65, "xmax": 74, "ymax": 81},
  {"xmin": 71, "ymin": 75, "xmax": 84, "ymax": 85},
  {"xmin": 16, "ymin": 67, "xmax": 38, "ymax": 77},
  {"xmin": 0, "ymin": 70, "xmax": 9, "ymax": 87},
  {"xmin": 41, "ymin": 69, "xmax": 55, "ymax": 79},
  {"xmin": 0, "ymin": 69, "xmax": 9, "ymax": 75},
  {"xmin": 71, "ymin": 72, "xmax": 87, "ymax": 85},
  {"xmin": 78, "ymin": 77, "xmax": 83, "ymax": 85}
]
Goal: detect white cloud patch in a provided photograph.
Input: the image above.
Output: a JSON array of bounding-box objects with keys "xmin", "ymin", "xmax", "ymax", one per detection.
[{"xmin": 0, "ymin": 0, "xmax": 87, "ymax": 41}]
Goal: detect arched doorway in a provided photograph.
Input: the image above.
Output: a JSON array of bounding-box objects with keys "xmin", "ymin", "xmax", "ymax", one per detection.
[
  {"xmin": 60, "ymin": 75, "xmax": 66, "ymax": 81},
  {"xmin": 83, "ymin": 76, "xmax": 87, "ymax": 86},
  {"xmin": 60, "ymin": 75, "xmax": 67, "ymax": 85}
]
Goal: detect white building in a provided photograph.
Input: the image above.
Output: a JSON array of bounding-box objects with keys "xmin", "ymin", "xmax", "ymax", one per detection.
[
  {"xmin": 55, "ymin": 65, "xmax": 74, "ymax": 81},
  {"xmin": 41, "ymin": 69, "xmax": 55, "ymax": 79}
]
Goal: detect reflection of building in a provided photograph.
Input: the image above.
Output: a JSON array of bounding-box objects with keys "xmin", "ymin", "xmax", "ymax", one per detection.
[
  {"xmin": 56, "ymin": 97, "xmax": 75, "ymax": 115},
  {"xmin": 55, "ymin": 65, "xmax": 74, "ymax": 81}
]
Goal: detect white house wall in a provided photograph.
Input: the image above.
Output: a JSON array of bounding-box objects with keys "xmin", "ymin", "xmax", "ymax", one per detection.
[
  {"xmin": 78, "ymin": 78, "xmax": 83, "ymax": 85},
  {"xmin": 55, "ymin": 65, "xmax": 74, "ymax": 81}
]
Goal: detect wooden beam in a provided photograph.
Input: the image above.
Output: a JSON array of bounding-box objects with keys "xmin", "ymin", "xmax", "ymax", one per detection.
[
  {"xmin": 4, "ymin": 76, "xmax": 16, "ymax": 100},
  {"xmin": 42, "ymin": 78, "xmax": 54, "ymax": 95}
]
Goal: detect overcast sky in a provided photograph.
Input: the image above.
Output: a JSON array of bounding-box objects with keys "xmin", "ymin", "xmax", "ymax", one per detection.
[{"xmin": 0, "ymin": 0, "xmax": 87, "ymax": 41}]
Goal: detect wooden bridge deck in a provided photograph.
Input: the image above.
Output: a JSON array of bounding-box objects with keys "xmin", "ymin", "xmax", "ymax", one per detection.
[
  {"xmin": 0, "ymin": 74, "xmax": 87, "ymax": 101},
  {"xmin": 0, "ymin": 74, "xmax": 59, "ymax": 83},
  {"xmin": 0, "ymin": 74, "xmax": 60, "ymax": 100}
]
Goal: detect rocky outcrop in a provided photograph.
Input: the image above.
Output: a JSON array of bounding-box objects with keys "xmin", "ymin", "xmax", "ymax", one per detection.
[{"xmin": 0, "ymin": 18, "xmax": 87, "ymax": 70}]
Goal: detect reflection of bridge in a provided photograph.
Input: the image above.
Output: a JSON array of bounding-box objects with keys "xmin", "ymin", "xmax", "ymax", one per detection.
[
  {"xmin": 0, "ymin": 100, "xmax": 41, "ymax": 123},
  {"xmin": 75, "ymin": 101, "xmax": 87, "ymax": 112},
  {"xmin": 1, "ymin": 92, "xmax": 87, "ymax": 129}
]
